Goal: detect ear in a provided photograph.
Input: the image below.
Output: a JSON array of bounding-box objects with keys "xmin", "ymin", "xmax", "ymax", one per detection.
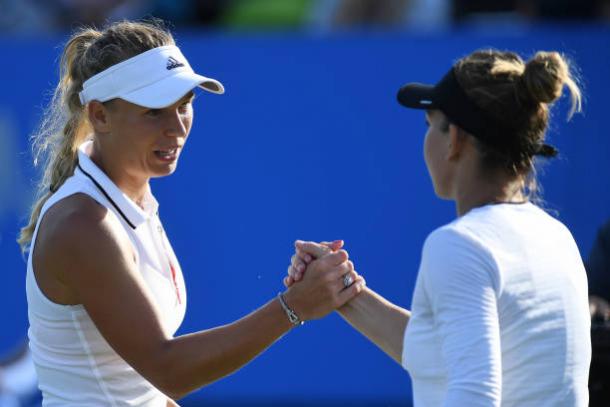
[
  {"xmin": 87, "ymin": 101, "xmax": 112, "ymax": 134},
  {"xmin": 447, "ymin": 124, "xmax": 467, "ymax": 160}
]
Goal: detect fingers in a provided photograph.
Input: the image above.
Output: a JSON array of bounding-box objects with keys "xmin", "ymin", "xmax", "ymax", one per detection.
[
  {"xmin": 295, "ymin": 240, "xmax": 343, "ymax": 261},
  {"xmin": 295, "ymin": 240, "xmax": 332, "ymax": 259},
  {"xmin": 337, "ymin": 275, "xmax": 366, "ymax": 305},
  {"xmin": 294, "ymin": 252, "xmax": 312, "ymax": 264},
  {"xmin": 290, "ymin": 265, "xmax": 303, "ymax": 282},
  {"xmin": 333, "ymin": 260, "xmax": 355, "ymax": 280},
  {"xmin": 287, "ymin": 240, "xmax": 349, "ymax": 291},
  {"xmin": 317, "ymin": 261, "xmax": 356, "ymax": 291},
  {"xmin": 292, "ymin": 246, "xmax": 348, "ymax": 280},
  {"xmin": 289, "ymin": 255, "xmax": 306, "ymax": 282},
  {"xmin": 298, "ymin": 253, "xmax": 351, "ymax": 289},
  {"xmin": 322, "ymin": 264, "xmax": 365, "ymax": 308},
  {"xmin": 291, "ymin": 254, "xmax": 306, "ymax": 272},
  {"xmin": 282, "ymin": 256, "xmax": 365, "ymax": 321},
  {"xmin": 339, "ymin": 269, "xmax": 358, "ymax": 290},
  {"xmin": 291, "ymin": 239, "xmax": 342, "ymax": 280},
  {"xmin": 283, "ymin": 275, "xmax": 295, "ymax": 288},
  {"xmin": 317, "ymin": 249, "xmax": 349, "ymax": 268},
  {"xmin": 321, "ymin": 240, "xmax": 344, "ymax": 252}
]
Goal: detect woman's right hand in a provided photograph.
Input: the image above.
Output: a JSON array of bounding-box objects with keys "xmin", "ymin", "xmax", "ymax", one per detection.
[
  {"xmin": 284, "ymin": 240, "xmax": 343, "ymax": 288},
  {"xmin": 281, "ymin": 247, "xmax": 365, "ymax": 321}
]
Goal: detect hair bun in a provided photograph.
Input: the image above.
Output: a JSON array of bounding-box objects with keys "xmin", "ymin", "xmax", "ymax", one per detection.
[{"xmin": 518, "ymin": 51, "xmax": 569, "ymax": 105}]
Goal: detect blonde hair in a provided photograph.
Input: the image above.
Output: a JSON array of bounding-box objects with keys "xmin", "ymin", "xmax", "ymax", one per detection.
[
  {"xmin": 453, "ymin": 49, "xmax": 582, "ymax": 176},
  {"xmin": 18, "ymin": 20, "xmax": 174, "ymax": 252}
]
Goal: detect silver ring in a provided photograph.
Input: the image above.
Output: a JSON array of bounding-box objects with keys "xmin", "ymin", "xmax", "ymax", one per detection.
[{"xmin": 343, "ymin": 273, "xmax": 354, "ymax": 288}]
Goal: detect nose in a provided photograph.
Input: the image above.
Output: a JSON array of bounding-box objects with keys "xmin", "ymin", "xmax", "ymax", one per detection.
[{"xmin": 165, "ymin": 109, "xmax": 188, "ymax": 138}]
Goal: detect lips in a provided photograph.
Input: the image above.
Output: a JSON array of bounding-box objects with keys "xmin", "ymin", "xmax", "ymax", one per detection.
[{"xmin": 154, "ymin": 147, "xmax": 179, "ymax": 162}]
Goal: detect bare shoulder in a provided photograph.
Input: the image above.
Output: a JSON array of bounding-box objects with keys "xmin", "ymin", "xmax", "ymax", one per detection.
[
  {"xmin": 39, "ymin": 193, "xmax": 128, "ymax": 252},
  {"xmin": 35, "ymin": 193, "xmax": 135, "ymax": 302}
]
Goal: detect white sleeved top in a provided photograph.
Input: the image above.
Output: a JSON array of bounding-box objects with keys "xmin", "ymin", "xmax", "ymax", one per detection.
[
  {"xmin": 402, "ymin": 202, "xmax": 591, "ymax": 407},
  {"xmin": 26, "ymin": 140, "xmax": 187, "ymax": 406}
]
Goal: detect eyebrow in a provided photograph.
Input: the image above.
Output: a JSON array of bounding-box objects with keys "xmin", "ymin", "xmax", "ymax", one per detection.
[{"xmin": 182, "ymin": 91, "xmax": 195, "ymax": 102}]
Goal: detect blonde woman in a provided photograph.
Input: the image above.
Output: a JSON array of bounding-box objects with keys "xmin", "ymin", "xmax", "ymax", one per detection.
[
  {"xmin": 19, "ymin": 20, "xmax": 365, "ymax": 406},
  {"xmin": 288, "ymin": 49, "xmax": 591, "ymax": 406}
]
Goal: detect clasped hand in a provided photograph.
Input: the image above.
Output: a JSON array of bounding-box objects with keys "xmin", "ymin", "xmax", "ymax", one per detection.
[{"xmin": 280, "ymin": 240, "xmax": 365, "ymax": 322}]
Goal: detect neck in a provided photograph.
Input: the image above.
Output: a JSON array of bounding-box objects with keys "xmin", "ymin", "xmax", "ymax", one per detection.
[
  {"xmin": 90, "ymin": 141, "xmax": 149, "ymax": 209},
  {"xmin": 454, "ymin": 170, "xmax": 526, "ymax": 217}
]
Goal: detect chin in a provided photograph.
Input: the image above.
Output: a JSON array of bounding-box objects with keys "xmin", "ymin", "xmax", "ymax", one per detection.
[
  {"xmin": 435, "ymin": 193, "xmax": 453, "ymax": 201},
  {"xmin": 151, "ymin": 163, "xmax": 178, "ymax": 178},
  {"xmin": 432, "ymin": 183, "xmax": 452, "ymax": 200}
]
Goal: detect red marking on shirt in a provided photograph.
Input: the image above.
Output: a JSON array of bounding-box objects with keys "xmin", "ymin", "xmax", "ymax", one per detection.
[{"xmin": 169, "ymin": 262, "xmax": 181, "ymax": 305}]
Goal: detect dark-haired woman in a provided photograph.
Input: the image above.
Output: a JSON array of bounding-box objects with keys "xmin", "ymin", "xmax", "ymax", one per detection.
[
  {"xmin": 288, "ymin": 50, "xmax": 591, "ymax": 406},
  {"xmin": 20, "ymin": 21, "xmax": 365, "ymax": 406}
]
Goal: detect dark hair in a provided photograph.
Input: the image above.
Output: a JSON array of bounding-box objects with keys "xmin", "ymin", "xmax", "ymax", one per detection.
[
  {"xmin": 453, "ymin": 49, "xmax": 581, "ymax": 179},
  {"xmin": 19, "ymin": 20, "xmax": 174, "ymax": 252}
]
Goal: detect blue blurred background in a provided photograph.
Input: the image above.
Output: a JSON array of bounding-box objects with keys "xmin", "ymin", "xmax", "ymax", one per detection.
[{"xmin": 1, "ymin": 0, "xmax": 609, "ymax": 406}]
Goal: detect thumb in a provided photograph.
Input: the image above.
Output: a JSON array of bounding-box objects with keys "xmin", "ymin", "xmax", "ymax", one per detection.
[
  {"xmin": 321, "ymin": 240, "xmax": 344, "ymax": 252},
  {"xmin": 295, "ymin": 240, "xmax": 332, "ymax": 259}
]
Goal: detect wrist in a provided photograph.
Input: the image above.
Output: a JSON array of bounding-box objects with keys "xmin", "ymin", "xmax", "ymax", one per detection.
[
  {"xmin": 336, "ymin": 301, "xmax": 353, "ymax": 316},
  {"xmin": 337, "ymin": 284, "xmax": 367, "ymax": 315},
  {"xmin": 277, "ymin": 291, "xmax": 304, "ymax": 326}
]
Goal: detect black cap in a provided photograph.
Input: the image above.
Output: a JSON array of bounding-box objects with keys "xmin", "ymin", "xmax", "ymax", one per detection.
[
  {"xmin": 396, "ymin": 68, "xmax": 558, "ymax": 158},
  {"xmin": 397, "ymin": 83, "xmax": 440, "ymax": 109},
  {"xmin": 397, "ymin": 68, "xmax": 501, "ymax": 146}
]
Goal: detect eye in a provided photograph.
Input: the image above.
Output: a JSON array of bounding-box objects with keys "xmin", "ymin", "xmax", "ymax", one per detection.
[
  {"xmin": 146, "ymin": 109, "xmax": 162, "ymax": 117},
  {"xmin": 178, "ymin": 102, "xmax": 191, "ymax": 114},
  {"xmin": 179, "ymin": 99, "xmax": 194, "ymax": 113},
  {"xmin": 425, "ymin": 119, "xmax": 430, "ymax": 127}
]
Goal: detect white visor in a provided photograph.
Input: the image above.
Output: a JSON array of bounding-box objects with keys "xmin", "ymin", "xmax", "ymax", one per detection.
[{"xmin": 78, "ymin": 45, "xmax": 224, "ymax": 108}]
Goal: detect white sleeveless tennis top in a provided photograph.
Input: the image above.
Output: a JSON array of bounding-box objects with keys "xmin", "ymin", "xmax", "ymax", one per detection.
[{"xmin": 26, "ymin": 140, "xmax": 187, "ymax": 406}]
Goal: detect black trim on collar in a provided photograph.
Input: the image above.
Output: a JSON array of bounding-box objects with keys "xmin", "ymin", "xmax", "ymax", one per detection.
[{"xmin": 77, "ymin": 162, "xmax": 137, "ymax": 230}]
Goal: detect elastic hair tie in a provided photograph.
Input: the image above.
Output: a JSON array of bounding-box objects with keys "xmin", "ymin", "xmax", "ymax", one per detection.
[{"xmin": 535, "ymin": 143, "xmax": 558, "ymax": 158}]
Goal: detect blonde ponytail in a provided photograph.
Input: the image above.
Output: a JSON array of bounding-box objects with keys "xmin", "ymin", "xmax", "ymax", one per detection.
[
  {"xmin": 18, "ymin": 19, "xmax": 175, "ymax": 252},
  {"xmin": 17, "ymin": 29, "xmax": 100, "ymax": 252}
]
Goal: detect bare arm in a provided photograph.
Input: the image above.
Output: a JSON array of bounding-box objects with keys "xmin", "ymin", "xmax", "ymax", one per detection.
[
  {"xmin": 36, "ymin": 196, "xmax": 365, "ymax": 399},
  {"xmin": 287, "ymin": 241, "xmax": 410, "ymax": 364},
  {"xmin": 337, "ymin": 287, "xmax": 410, "ymax": 364}
]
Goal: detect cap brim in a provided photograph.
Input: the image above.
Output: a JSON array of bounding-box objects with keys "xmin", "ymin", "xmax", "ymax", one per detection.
[
  {"xmin": 120, "ymin": 71, "xmax": 225, "ymax": 109},
  {"xmin": 396, "ymin": 83, "xmax": 438, "ymax": 110}
]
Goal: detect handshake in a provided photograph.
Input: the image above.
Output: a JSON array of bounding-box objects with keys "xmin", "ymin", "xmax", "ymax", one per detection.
[{"xmin": 278, "ymin": 240, "xmax": 366, "ymax": 325}]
